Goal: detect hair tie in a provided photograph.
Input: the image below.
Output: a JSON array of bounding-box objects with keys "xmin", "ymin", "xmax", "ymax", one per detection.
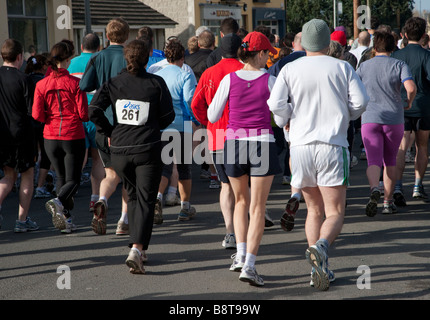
[
  {"xmin": 32, "ymin": 57, "xmax": 37, "ymax": 65},
  {"xmin": 241, "ymin": 42, "xmax": 249, "ymax": 50}
]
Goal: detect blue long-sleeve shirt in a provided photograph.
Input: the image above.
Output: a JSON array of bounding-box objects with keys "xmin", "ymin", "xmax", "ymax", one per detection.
[{"xmin": 155, "ymin": 64, "xmax": 197, "ymax": 132}]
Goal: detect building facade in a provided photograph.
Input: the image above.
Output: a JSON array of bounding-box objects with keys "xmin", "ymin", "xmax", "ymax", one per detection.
[
  {"xmin": 1, "ymin": 0, "xmax": 286, "ymax": 63},
  {"xmin": 2, "ymin": 0, "xmax": 73, "ymax": 61},
  {"xmin": 140, "ymin": 0, "xmax": 287, "ymax": 46},
  {"xmin": 1, "ymin": 0, "xmax": 177, "ymax": 63}
]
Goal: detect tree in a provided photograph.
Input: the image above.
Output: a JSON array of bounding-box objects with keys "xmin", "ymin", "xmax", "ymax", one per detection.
[
  {"xmin": 339, "ymin": 0, "xmax": 415, "ymax": 35},
  {"xmin": 286, "ymin": 0, "xmax": 332, "ymax": 33},
  {"xmin": 286, "ymin": 0, "xmax": 415, "ymax": 36}
]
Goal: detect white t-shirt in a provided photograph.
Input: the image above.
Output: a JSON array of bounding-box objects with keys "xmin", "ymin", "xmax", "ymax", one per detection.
[{"xmin": 267, "ymin": 55, "xmax": 369, "ymax": 149}]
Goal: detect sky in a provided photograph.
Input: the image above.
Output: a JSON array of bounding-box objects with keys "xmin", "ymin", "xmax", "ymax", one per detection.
[{"xmin": 417, "ymin": 0, "xmax": 430, "ymax": 12}]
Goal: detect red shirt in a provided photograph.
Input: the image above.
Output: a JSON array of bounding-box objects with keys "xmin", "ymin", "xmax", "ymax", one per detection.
[
  {"xmin": 191, "ymin": 58, "xmax": 243, "ymax": 151},
  {"xmin": 32, "ymin": 68, "xmax": 88, "ymax": 140}
]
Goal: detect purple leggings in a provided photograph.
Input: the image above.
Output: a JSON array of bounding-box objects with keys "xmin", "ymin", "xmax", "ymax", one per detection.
[{"xmin": 361, "ymin": 123, "xmax": 404, "ymax": 168}]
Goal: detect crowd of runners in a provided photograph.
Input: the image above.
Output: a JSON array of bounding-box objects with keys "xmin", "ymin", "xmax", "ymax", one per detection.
[{"xmin": 0, "ymin": 14, "xmax": 429, "ymax": 291}]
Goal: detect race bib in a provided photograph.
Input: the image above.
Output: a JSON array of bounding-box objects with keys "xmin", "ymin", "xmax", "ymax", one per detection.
[{"xmin": 115, "ymin": 99, "xmax": 149, "ymax": 126}]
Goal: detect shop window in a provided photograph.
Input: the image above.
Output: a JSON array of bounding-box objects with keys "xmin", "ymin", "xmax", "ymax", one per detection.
[{"xmin": 7, "ymin": 0, "xmax": 48, "ymax": 56}]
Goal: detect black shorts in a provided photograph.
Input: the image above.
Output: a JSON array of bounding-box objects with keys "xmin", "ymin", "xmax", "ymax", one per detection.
[
  {"xmin": 212, "ymin": 151, "xmax": 230, "ymax": 184},
  {"xmin": 223, "ymin": 140, "xmax": 282, "ymax": 177},
  {"xmin": 161, "ymin": 131, "xmax": 192, "ymax": 180},
  {"xmin": 404, "ymin": 116, "xmax": 430, "ymax": 132},
  {"xmin": 95, "ymin": 133, "xmax": 112, "ymax": 168},
  {"xmin": 0, "ymin": 139, "xmax": 37, "ymax": 173}
]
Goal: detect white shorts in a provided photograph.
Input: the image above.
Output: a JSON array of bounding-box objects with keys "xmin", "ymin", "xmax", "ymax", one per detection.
[{"xmin": 290, "ymin": 142, "xmax": 350, "ymax": 188}]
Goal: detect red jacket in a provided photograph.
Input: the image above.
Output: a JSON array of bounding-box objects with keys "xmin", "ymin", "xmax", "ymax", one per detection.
[
  {"xmin": 32, "ymin": 68, "xmax": 88, "ymax": 140},
  {"xmin": 191, "ymin": 58, "xmax": 243, "ymax": 151}
]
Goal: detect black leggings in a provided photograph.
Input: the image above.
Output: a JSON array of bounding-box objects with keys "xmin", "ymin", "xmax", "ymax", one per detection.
[{"xmin": 44, "ymin": 139, "xmax": 86, "ymax": 211}]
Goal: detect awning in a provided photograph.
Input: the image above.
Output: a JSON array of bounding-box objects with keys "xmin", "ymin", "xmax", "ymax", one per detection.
[{"xmin": 72, "ymin": 0, "xmax": 178, "ymax": 28}]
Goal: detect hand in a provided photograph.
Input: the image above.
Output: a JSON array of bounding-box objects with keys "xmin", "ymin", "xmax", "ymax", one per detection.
[
  {"xmin": 404, "ymin": 100, "xmax": 412, "ymax": 110},
  {"xmin": 108, "ymin": 137, "xmax": 111, "ymax": 147},
  {"xmin": 284, "ymin": 120, "xmax": 291, "ymax": 132}
]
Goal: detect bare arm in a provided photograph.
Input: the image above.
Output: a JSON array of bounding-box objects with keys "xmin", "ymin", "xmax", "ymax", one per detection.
[{"xmin": 403, "ymin": 79, "xmax": 416, "ymax": 110}]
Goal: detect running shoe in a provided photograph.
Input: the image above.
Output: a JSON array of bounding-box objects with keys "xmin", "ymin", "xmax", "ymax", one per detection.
[
  {"xmin": 412, "ymin": 185, "xmax": 428, "ymax": 200},
  {"xmin": 282, "ymin": 176, "xmax": 291, "ymax": 185},
  {"xmin": 14, "ymin": 217, "xmax": 39, "ymax": 233},
  {"xmin": 222, "ymin": 233, "xmax": 236, "ymax": 249},
  {"xmin": 350, "ymin": 155, "xmax": 358, "ymax": 168},
  {"xmin": 305, "ymin": 244, "xmax": 330, "ymax": 291},
  {"xmin": 229, "ymin": 253, "xmax": 245, "ymax": 272},
  {"xmin": 34, "ymin": 187, "xmax": 52, "ymax": 199},
  {"xmin": 154, "ymin": 199, "xmax": 163, "ymax": 225},
  {"xmin": 61, "ymin": 216, "xmax": 77, "ymax": 234},
  {"xmin": 89, "ymin": 200, "xmax": 96, "ymax": 212},
  {"xmin": 365, "ymin": 188, "xmax": 381, "ymax": 217},
  {"xmin": 382, "ymin": 202, "xmax": 397, "ymax": 214},
  {"xmin": 405, "ymin": 150, "xmax": 414, "ymax": 163},
  {"xmin": 239, "ymin": 265, "xmax": 264, "ymax": 287},
  {"xmin": 280, "ymin": 197, "xmax": 299, "ymax": 232},
  {"xmin": 125, "ymin": 249, "xmax": 146, "ymax": 274},
  {"xmin": 378, "ymin": 181, "xmax": 384, "ymax": 195},
  {"xmin": 178, "ymin": 206, "xmax": 196, "ymax": 221},
  {"xmin": 164, "ymin": 192, "xmax": 180, "ymax": 206},
  {"xmin": 92, "ymin": 199, "xmax": 108, "ymax": 235},
  {"xmin": 116, "ymin": 220, "xmax": 129, "ymax": 235},
  {"xmin": 310, "ymin": 267, "xmax": 335, "ymax": 287},
  {"xmin": 199, "ymin": 169, "xmax": 211, "ymax": 179},
  {"xmin": 393, "ymin": 190, "xmax": 407, "ymax": 207},
  {"xmin": 209, "ymin": 179, "xmax": 221, "ymax": 189},
  {"xmin": 45, "ymin": 198, "xmax": 66, "ymax": 230},
  {"xmin": 265, "ymin": 210, "xmax": 274, "ymax": 227}
]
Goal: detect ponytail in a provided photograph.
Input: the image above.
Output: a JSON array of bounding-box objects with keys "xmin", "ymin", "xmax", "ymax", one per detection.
[
  {"xmin": 48, "ymin": 39, "xmax": 75, "ymax": 72},
  {"xmin": 25, "ymin": 54, "xmax": 48, "ymax": 74},
  {"xmin": 123, "ymin": 40, "xmax": 149, "ymax": 75}
]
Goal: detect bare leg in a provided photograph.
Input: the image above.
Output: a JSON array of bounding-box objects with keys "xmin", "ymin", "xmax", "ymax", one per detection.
[
  {"xmin": 219, "ymin": 182, "xmax": 235, "ymax": 234},
  {"xmin": 18, "ymin": 168, "xmax": 34, "ymax": 221},
  {"xmin": 303, "ymin": 185, "xmax": 346, "ymax": 246}
]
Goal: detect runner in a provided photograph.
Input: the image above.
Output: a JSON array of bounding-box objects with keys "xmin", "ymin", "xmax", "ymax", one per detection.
[
  {"xmin": 208, "ymin": 31, "xmax": 281, "ymax": 286},
  {"xmin": 154, "ymin": 39, "xmax": 198, "ymax": 223},
  {"xmin": 191, "ymin": 33, "xmax": 244, "ymax": 248},
  {"xmin": 32, "ymin": 40, "xmax": 88, "ymax": 233},
  {"xmin": 268, "ymin": 19, "xmax": 369, "ymax": 290},
  {"xmin": 0, "ymin": 38, "xmax": 38, "ymax": 233},
  {"xmin": 357, "ymin": 31, "xmax": 416, "ymax": 216},
  {"xmin": 80, "ymin": 18, "xmax": 130, "ymax": 235},
  {"xmin": 392, "ymin": 17, "xmax": 430, "ymax": 205},
  {"xmin": 89, "ymin": 39, "xmax": 174, "ymax": 274}
]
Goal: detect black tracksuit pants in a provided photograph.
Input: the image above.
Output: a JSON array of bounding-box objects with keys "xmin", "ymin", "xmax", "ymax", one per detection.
[{"xmin": 111, "ymin": 151, "xmax": 162, "ymax": 250}]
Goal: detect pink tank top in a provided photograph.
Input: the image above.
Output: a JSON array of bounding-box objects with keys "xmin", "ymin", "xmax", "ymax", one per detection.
[{"xmin": 226, "ymin": 72, "xmax": 273, "ymax": 140}]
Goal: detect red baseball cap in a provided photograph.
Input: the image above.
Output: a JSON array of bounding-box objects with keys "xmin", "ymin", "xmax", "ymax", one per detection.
[
  {"xmin": 330, "ymin": 30, "xmax": 347, "ymax": 46},
  {"xmin": 242, "ymin": 31, "xmax": 277, "ymax": 55}
]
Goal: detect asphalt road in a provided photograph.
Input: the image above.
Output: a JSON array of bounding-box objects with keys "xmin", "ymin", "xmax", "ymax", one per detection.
[{"xmin": 1, "ymin": 135, "xmax": 429, "ymax": 304}]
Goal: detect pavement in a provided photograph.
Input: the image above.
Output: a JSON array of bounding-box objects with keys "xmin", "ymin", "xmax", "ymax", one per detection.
[{"xmin": 1, "ymin": 133, "xmax": 430, "ymax": 304}]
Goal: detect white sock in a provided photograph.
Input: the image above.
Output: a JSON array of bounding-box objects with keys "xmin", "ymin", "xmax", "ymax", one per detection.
[
  {"xmin": 291, "ymin": 192, "xmax": 301, "ymax": 200},
  {"xmin": 91, "ymin": 194, "xmax": 99, "ymax": 202},
  {"xmin": 120, "ymin": 212, "xmax": 128, "ymax": 224},
  {"xmin": 99, "ymin": 196, "xmax": 107, "ymax": 203},
  {"xmin": 181, "ymin": 201, "xmax": 190, "ymax": 210},
  {"xmin": 167, "ymin": 186, "xmax": 177, "ymax": 194},
  {"xmin": 157, "ymin": 192, "xmax": 163, "ymax": 202},
  {"xmin": 237, "ymin": 242, "xmax": 246, "ymax": 258},
  {"xmin": 244, "ymin": 253, "xmax": 257, "ymax": 268}
]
